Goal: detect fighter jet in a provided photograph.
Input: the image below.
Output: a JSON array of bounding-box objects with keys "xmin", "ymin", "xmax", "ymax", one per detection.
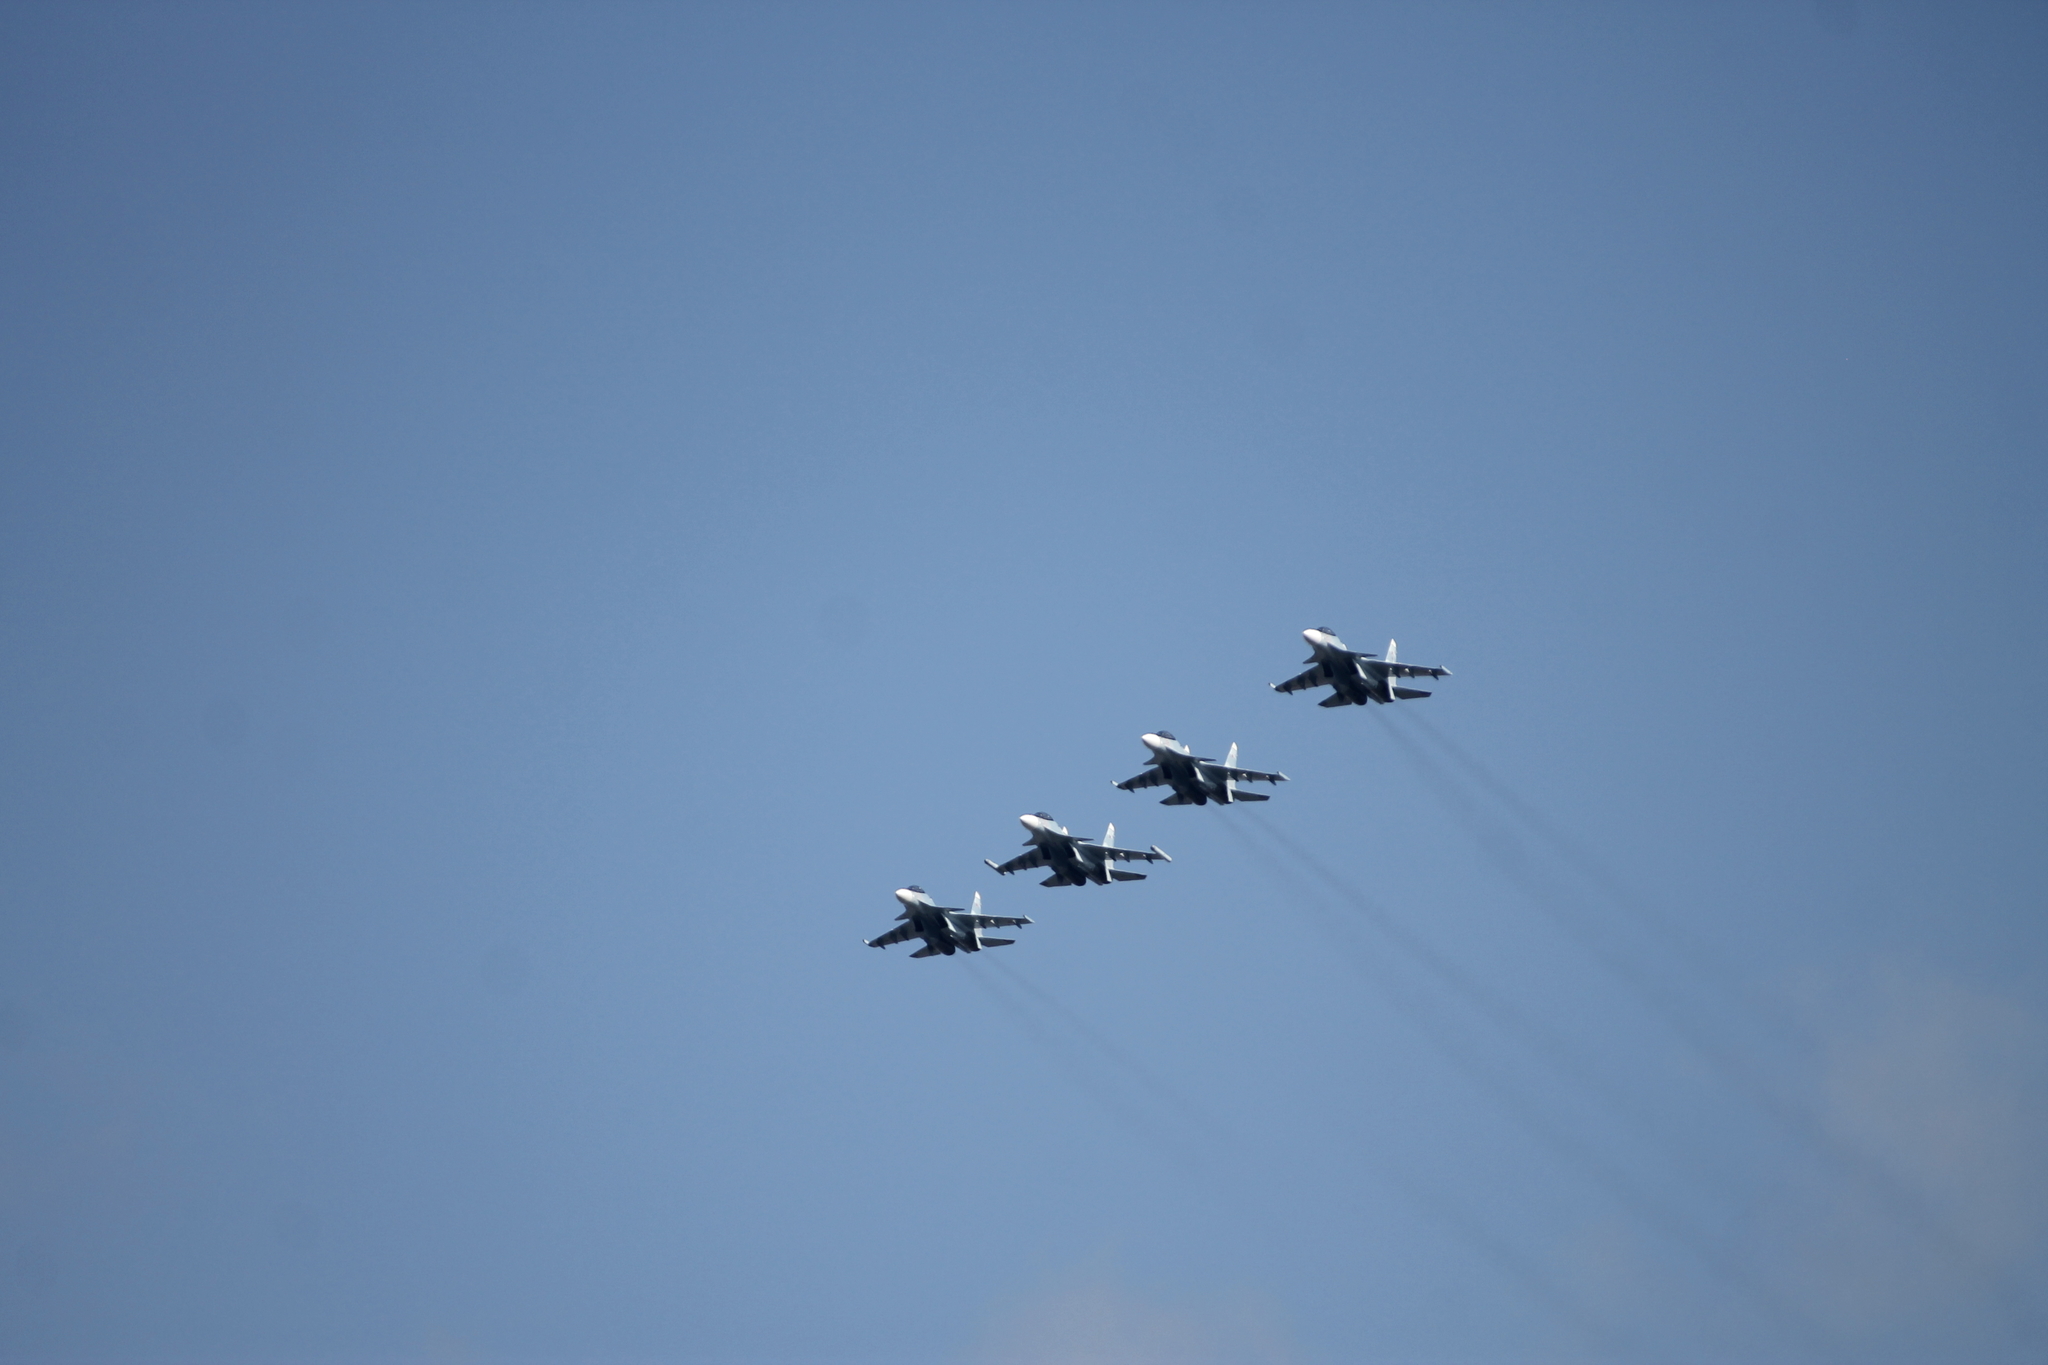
[
  {"xmin": 984, "ymin": 814, "xmax": 1172, "ymax": 887},
  {"xmin": 864, "ymin": 886, "xmax": 1033, "ymax": 957},
  {"xmin": 1271, "ymin": 627, "xmax": 1450, "ymax": 707},
  {"xmin": 1113, "ymin": 732, "xmax": 1288, "ymax": 806}
]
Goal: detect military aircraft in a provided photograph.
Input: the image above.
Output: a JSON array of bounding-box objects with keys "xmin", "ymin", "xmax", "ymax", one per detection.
[
  {"xmin": 984, "ymin": 813, "xmax": 1172, "ymax": 887},
  {"xmin": 864, "ymin": 886, "xmax": 1033, "ymax": 957},
  {"xmin": 1113, "ymin": 732, "xmax": 1288, "ymax": 806},
  {"xmin": 1271, "ymin": 627, "xmax": 1450, "ymax": 707}
]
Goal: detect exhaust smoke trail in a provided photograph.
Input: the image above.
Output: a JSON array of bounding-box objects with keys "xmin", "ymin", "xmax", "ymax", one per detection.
[
  {"xmin": 982, "ymin": 954, "xmax": 1242, "ymax": 1151},
  {"xmin": 1206, "ymin": 818, "xmax": 1663, "ymax": 1361},
  {"xmin": 964, "ymin": 958, "xmax": 1201, "ymax": 1164},
  {"xmin": 967, "ymin": 954, "xmax": 1327, "ymax": 1284},
  {"xmin": 1395, "ymin": 706, "xmax": 1797, "ymax": 1041},
  {"xmin": 1373, "ymin": 711, "xmax": 2048, "ymax": 1350},
  {"xmin": 1227, "ymin": 813, "xmax": 1848, "ymax": 1363},
  {"xmin": 1236, "ymin": 806, "xmax": 1756, "ymax": 1204}
]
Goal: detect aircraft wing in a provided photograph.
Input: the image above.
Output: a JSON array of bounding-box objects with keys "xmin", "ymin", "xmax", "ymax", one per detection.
[
  {"xmin": 864, "ymin": 923, "xmax": 918, "ymax": 948},
  {"xmin": 1272, "ymin": 663, "xmax": 1334, "ymax": 693},
  {"xmin": 1090, "ymin": 842, "xmax": 1171, "ymax": 864},
  {"xmin": 1382, "ymin": 662, "xmax": 1449, "ymax": 678},
  {"xmin": 1114, "ymin": 768, "xmax": 1171, "ymax": 791},
  {"xmin": 985, "ymin": 848, "xmax": 1050, "ymax": 875},
  {"xmin": 957, "ymin": 913, "xmax": 1033, "ymax": 929},
  {"xmin": 1208, "ymin": 763, "xmax": 1287, "ymax": 785}
]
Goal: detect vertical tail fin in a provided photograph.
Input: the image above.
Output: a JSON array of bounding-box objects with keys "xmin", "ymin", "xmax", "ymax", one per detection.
[
  {"xmin": 1386, "ymin": 640, "xmax": 1397, "ymax": 664},
  {"xmin": 1103, "ymin": 822, "xmax": 1115, "ymax": 848},
  {"xmin": 1224, "ymin": 742, "xmax": 1239, "ymax": 803},
  {"xmin": 971, "ymin": 892, "xmax": 982, "ymax": 915}
]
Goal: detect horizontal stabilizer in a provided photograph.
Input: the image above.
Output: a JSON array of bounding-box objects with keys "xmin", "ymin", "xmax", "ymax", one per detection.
[
  {"xmin": 1226, "ymin": 790, "xmax": 1269, "ymax": 802},
  {"xmin": 910, "ymin": 945, "xmax": 941, "ymax": 958},
  {"xmin": 1040, "ymin": 873, "xmax": 1079, "ymax": 887},
  {"xmin": 1319, "ymin": 693, "xmax": 1352, "ymax": 707},
  {"xmin": 978, "ymin": 937, "xmax": 1014, "ymax": 948},
  {"xmin": 1161, "ymin": 792, "xmax": 1201, "ymax": 806},
  {"xmin": 1391, "ymin": 687, "xmax": 1432, "ymax": 700},
  {"xmin": 1108, "ymin": 869, "xmax": 1147, "ymax": 882}
]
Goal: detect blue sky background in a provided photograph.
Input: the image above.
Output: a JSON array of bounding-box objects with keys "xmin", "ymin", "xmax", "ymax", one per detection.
[{"xmin": 2, "ymin": 3, "xmax": 2045, "ymax": 1362}]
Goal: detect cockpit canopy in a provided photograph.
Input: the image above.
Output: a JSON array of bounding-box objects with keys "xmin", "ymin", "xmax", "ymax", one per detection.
[
  {"xmin": 1154, "ymin": 730, "xmax": 1176, "ymax": 741},
  {"xmin": 1033, "ymin": 811, "xmax": 1053, "ymax": 820},
  {"xmin": 905, "ymin": 885, "xmax": 925, "ymax": 894}
]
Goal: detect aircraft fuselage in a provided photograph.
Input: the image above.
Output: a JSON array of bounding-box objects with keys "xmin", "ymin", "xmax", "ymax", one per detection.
[
  {"xmin": 887, "ymin": 888, "xmax": 984, "ymax": 955},
  {"xmin": 1137, "ymin": 734, "xmax": 1233, "ymax": 805},
  {"xmin": 1303, "ymin": 630, "xmax": 1392, "ymax": 706},
  {"xmin": 1017, "ymin": 814, "xmax": 1116, "ymax": 885}
]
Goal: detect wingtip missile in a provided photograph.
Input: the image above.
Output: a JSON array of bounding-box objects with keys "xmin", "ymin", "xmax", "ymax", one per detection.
[
  {"xmin": 983, "ymin": 859, "xmax": 1003, "ymax": 873},
  {"xmin": 1151, "ymin": 845, "xmax": 1171, "ymax": 862}
]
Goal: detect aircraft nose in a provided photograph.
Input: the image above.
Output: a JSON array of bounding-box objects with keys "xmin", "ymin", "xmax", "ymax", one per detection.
[{"xmin": 893, "ymin": 887, "xmax": 917, "ymax": 904}]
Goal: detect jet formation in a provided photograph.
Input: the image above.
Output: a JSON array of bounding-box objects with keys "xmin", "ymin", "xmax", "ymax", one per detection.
[{"xmin": 866, "ymin": 625, "xmax": 1449, "ymax": 956}]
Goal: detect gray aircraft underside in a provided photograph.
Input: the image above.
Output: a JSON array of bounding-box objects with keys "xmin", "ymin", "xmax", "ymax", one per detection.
[
  {"xmin": 1271, "ymin": 627, "xmax": 1450, "ymax": 707},
  {"xmin": 984, "ymin": 813, "xmax": 1171, "ymax": 887},
  {"xmin": 864, "ymin": 886, "xmax": 1032, "ymax": 958},
  {"xmin": 1113, "ymin": 731, "xmax": 1288, "ymax": 806}
]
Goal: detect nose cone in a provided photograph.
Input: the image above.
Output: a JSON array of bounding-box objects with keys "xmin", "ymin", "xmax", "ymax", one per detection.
[
  {"xmin": 1141, "ymin": 732, "xmax": 1168, "ymax": 750},
  {"xmin": 894, "ymin": 887, "xmax": 924, "ymax": 906},
  {"xmin": 1020, "ymin": 812, "xmax": 1051, "ymax": 832}
]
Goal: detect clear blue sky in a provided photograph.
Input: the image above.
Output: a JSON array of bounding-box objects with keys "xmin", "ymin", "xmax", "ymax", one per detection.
[{"xmin": 2, "ymin": 4, "xmax": 2044, "ymax": 1362}]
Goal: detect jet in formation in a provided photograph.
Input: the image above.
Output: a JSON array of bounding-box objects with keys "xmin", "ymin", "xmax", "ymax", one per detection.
[
  {"xmin": 1272, "ymin": 627, "xmax": 1450, "ymax": 707},
  {"xmin": 864, "ymin": 886, "xmax": 1033, "ymax": 957},
  {"xmin": 1113, "ymin": 732, "xmax": 1288, "ymax": 806},
  {"xmin": 984, "ymin": 813, "xmax": 1172, "ymax": 887}
]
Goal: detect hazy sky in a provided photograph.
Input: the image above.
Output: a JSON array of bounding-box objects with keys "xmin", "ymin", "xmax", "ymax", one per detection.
[{"xmin": 2, "ymin": 3, "xmax": 2045, "ymax": 1362}]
